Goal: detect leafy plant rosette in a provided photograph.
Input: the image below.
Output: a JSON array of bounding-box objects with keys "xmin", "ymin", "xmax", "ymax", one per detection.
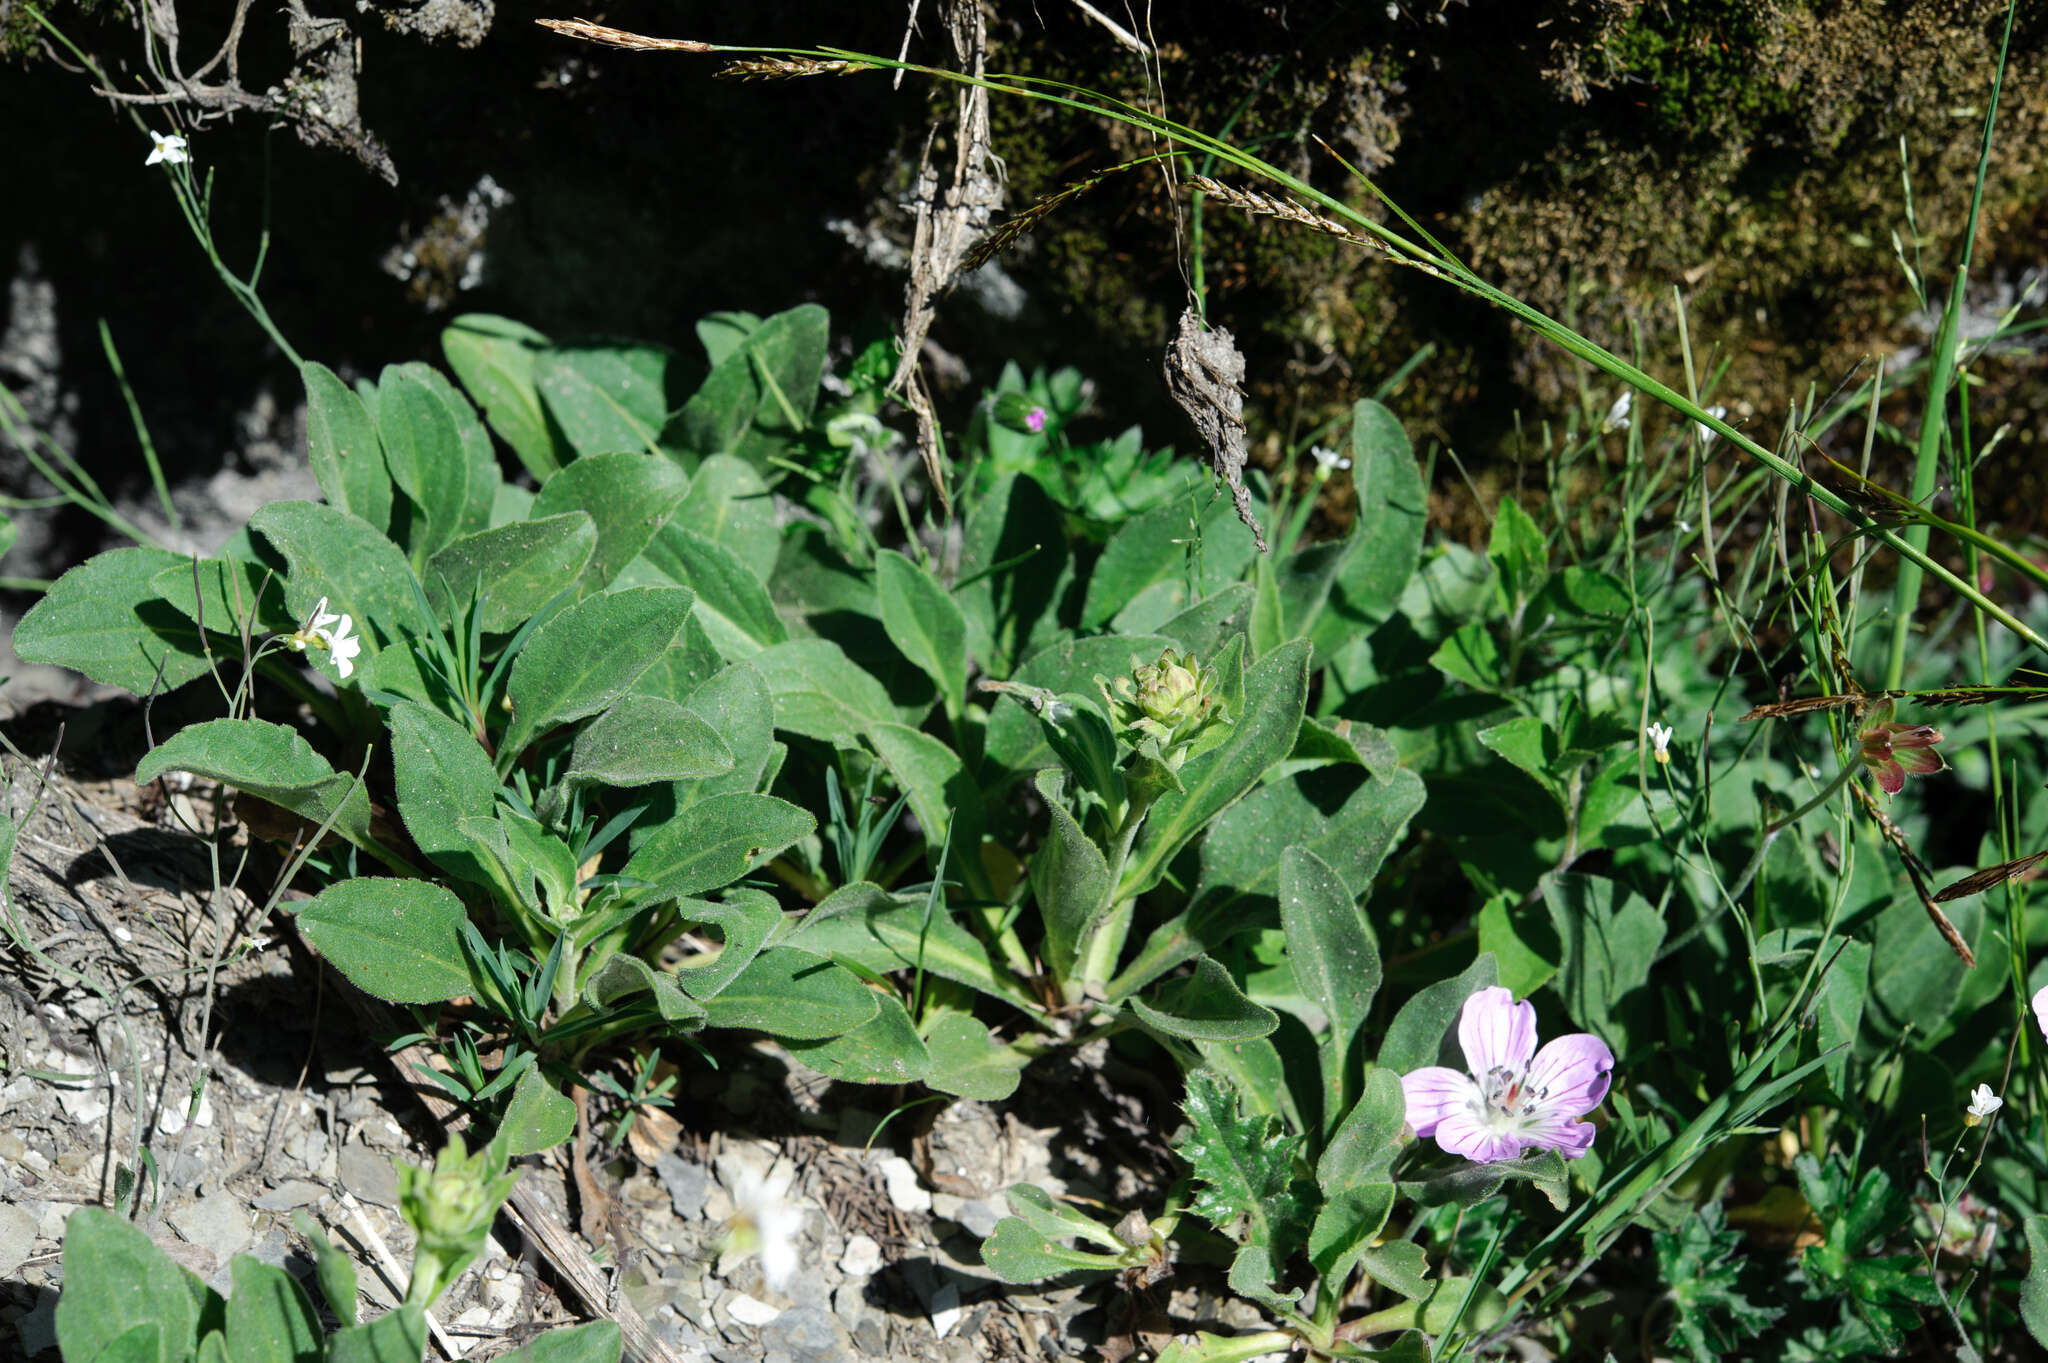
[{"xmin": 13, "ymin": 293, "xmax": 1453, "ymax": 1137}]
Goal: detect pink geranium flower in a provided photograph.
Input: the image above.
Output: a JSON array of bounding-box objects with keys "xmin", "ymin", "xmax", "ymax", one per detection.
[
  {"xmin": 1401, "ymin": 986, "xmax": 1614, "ymax": 1164},
  {"xmin": 1856, "ymin": 703, "xmax": 1944, "ymax": 796}
]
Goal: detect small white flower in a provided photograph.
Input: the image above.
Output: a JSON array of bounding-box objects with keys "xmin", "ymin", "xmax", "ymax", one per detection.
[
  {"xmin": 1645, "ymin": 721, "xmax": 1673, "ymax": 765},
  {"xmin": 1310, "ymin": 444, "xmax": 1352, "ymax": 478},
  {"xmin": 728, "ymin": 1168, "xmax": 803, "ymax": 1292},
  {"xmin": 319, "ymin": 612, "xmax": 361, "ymax": 680},
  {"xmin": 1601, "ymin": 392, "xmax": 1632, "ymax": 433},
  {"xmin": 2032, "ymin": 984, "xmax": 2048, "ymax": 1044},
  {"xmin": 145, "ymin": 131, "xmax": 189, "ymax": 166},
  {"xmin": 1695, "ymin": 404, "xmax": 1727, "ymax": 446},
  {"xmin": 286, "ymin": 596, "xmax": 361, "ymax": 680},
  {"xmin": 1966, "ymin": 1084, "xmax": 2002, "ymax": 1124}
]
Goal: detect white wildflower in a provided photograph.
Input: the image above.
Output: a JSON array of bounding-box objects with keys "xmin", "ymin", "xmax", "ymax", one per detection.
[
  {"xmin": 1601, "ymin": 392, "xmax": 1632, "ymax": 433},
  {"xmin": 146, "ymin": 132, "xmax": 189, "ymax": 166},
  {"xmin": 1966, "ymin": 1084, "xmax": 2002, "ymax": 1124},
  {"xmin": 728, "ymin": 1168, "xmax": 803, "ymax": 1292},
  {"xmin": 1645, "ymin": 721, "xmax": 1673, "ymax": 766},
  {"xmin": 1310, "ymin": 444, "xmax": 1353, "ymax": 478},
  {"xmin": 1695, "ymin": 404, "xmax": 1728, "ymax": 446},
  {"xmin": 285, "ymin": 596, "xmax": 362, "ymax": 680}
]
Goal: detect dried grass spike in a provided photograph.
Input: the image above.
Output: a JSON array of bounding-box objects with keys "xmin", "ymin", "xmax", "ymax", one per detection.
[
  {"xmin": 1933, "ymin": 850, "xmax": 2048, "ymax": 904},
  {"xmin": 1163, "ymin": 308, "xmax": 1265, "ymax": 553},
  {"xmin": 1190, "ymin": 175, "xmax": 1361, "ymax": 242},
  {"xmin": 535, "ymin": 18, "xmax": 714, "ymax": 53},
  {"xmin": 718, "ymin": 57, "xmax": 871, "ymax": 80}
]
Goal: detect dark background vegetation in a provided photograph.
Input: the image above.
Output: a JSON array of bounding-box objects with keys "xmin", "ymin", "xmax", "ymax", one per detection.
[{"xmin": 3, "ymin": 0, "xmax": 2045, "ymax": 564}]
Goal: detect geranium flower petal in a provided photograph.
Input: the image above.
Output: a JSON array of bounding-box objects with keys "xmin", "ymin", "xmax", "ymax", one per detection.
[
  {"xmin": 1433, "ymin": 1109, "xmax": 1524, "ymax": 1165},
  {"xmin": 1458, "ymin": 986, "xmax": 1537, "ymax": 1076},
  {"xmin": 1517, "ymin": 1110, "xmax": 1598, "ymax": 1159},
  {"xmin": 1525, "ymin": 1033, "xmax": 1614, "ymax": 1118},
  {"xmin": 1400, "ymin": 1067, "xmax": 1477, "ymax": 1138},
  {"xmin": 1895, "ymin": 746, "xmax": 1943, "ymax": 775}
]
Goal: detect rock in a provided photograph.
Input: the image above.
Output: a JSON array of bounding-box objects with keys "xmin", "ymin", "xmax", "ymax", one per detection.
[
  {"xmin": 930, "ymin": 1282, "xmax": 963, "ymax": 1339},
  {"xmin": 876, "ymin": 1156, "xmax": 930, "ymax": 1214},
  {"xmin": 252, "ymin": 1181, "xmax": 328, "ymax": 1211},
  {"xmin": 953, "ymin": 1197, "xmax": 1004, "ymax": 1239},
  {"xmin": 0, "ymin": 1202, "xmax": 37, "ymax": 1276},
  {"xmin": 155, "ymin": 1091, "xmax": 215, "ymax": 1135},
  {"xmin": 168, "ymin": 1193, "xmax": 253, "ymax": 1262},
  {"xmin": 836, "ymin": 1234, "xmax": 882, "ymax": 1279},
  {"xmin": 761, "ymin": 1305, "xmax": 850, "ymax": 1363},
  {"xmin": 658, "ymin": 1153, "xmax": 713, "ymax": 1221},
  {"xmin": 728, "ymin": 1293, "xmax": 780, "ymax": 1327},
  {"xmin": 337, "ymin": 1143, "xmax": 399, "ymax": 1209}
]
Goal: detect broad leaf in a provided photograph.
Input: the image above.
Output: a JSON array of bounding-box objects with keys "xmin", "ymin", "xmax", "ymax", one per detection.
[
  {"xmin": 424, "ymin": 514, "xmax": 595, "ymax": 631},
  {"xmin": 1377, "ymin": 954, "xmax": 1498, "ymax": 1075},
  {"xmin": 698, "ymin": 947, "xmax": 878, "ymax": 1039},
  {"xmin": 749, "ymin": 638, "xmax": 896, "ymax": 746},
  {"xmin": 1130, "ymin": 956, "xmax": 1279, "ymax": 1042},
  {"xmin": 293, "ymin": 879, "xmax": 472, "ymax": 1004},
  {"xmin": 667, "ymin": 304, "xmax": 828, "ymax": 471},
  {"xmin": 303, "ymin": 361, "xmax": 393, "ymax": 533},
  {"xmin": 497, "ymin": 1066, "xmax": 576, "ymax": 1156},
  {"xmin": 500, "ymin": 586, "xmax": 694, "ymax": 762},
  {"xmin": 923, "ymin": 1012, "xmax": 1027, "ymax": 1101},
  {"xmin": 530, "ymin": 451, "xmax": 689, "ymax": 594},
  {"xmin": 875, "ymin": 549, "xmax": 968, "ymax": 703},
  {"xmin": 491, "ymin": 1321, "xmax": 623, "ymax": 1363},
  {"xmin": 1030, "ymin": 769, "xmax": 1112, "ymax": 982},
  {"xmin": 136, "ymin": 719, "xmax": 382, "ymax": 863},
  {"xmin": 442, "ymin": 314, "xmax": 562, "ymax": 480},
  {"xmin": 536, "ymin": 343, "xmax": 678, "ymax": 459},
  {"xmin": 15, "ymin": 547, "xmax": 211, "ymax": 694},
  {"xmin": 638, "ymin": 522, "xmax": 787, "ymax": 659},
  {"xmin": 225, "ymin": 1256, "xmax": 322, "ymax": 1363},
  {"xmin": 568, "ymin": 694, "xmax": 733, "ymax": 788},
  {"xmin": 326, "ymin": 1305, "xmax": 426, "ymax": 1363},
  {"xmin": 1279, "ymin": 844, "xmax": 1379, "ymax": 1111},
  {"xmin": 618, "ymin": 791, "xmax": 814, "ymax": 903},
  {"xmin": 55, "ymin": 1208, "xmax": 197, "ymax": 1363},
  {"xmin": 787, "ymin": 990, "xmax": 930, "ymax": 1086},
  {"xmin": 388, "ymin": 701, "xmax": 498, "ymax": 885},
  {"xmin": 678, "ymin": 454, "xmax": 778, "ymax": 583}
]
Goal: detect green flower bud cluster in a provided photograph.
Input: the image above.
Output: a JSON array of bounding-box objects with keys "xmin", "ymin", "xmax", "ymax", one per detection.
[
  {"xmin": 397, "ymin": 1134, "xmax": 521, "ymax": 1308},
  {"xmin": 1103, "ymin": 648, "xmax": 1232, "ymax": 769}
]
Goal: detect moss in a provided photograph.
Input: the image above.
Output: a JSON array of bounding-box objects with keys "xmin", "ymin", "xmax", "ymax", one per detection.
[{"xmin": 2, "ymin": 0, "xmax": 128, "ymax": 60}]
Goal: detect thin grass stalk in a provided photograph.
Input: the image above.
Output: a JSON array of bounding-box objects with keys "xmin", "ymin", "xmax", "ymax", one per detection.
[{"xmin": 1881, "ymin": 0, "xmax": 2017, "ymax": 687}]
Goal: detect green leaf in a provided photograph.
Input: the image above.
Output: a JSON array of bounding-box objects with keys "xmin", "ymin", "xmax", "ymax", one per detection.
[
  {"xmin": 978, "ymin": 1218, "xmax": 1124, "ymax": 1283},
  {"xmin": 496, "ymin": 1066, "xmax": 575, "ymax": 1156},
  {"xmin": 136, "ymin": 719, "xmax": 382, "ymax": 863},
  {"xmin": 875, "ymin": 549, "xmax": 968, "ymax": 703},
  {"xmin": 303, "ymin": 361, "xmax": 393, "ymax": 534},
  {"xmin": 376, "ymin": 365, "xmax": 477, "ymax": 564},
  {"xmin": 1376, "ymin": 954, "xmax": 1498, "ymax": 1074},
  {"xmin": 424, "ymin": 514, "xmax": 596, "ymax": 632},
  {"xmin": 669, "ymin": 304, "xmax": 828, "ymax": 471},
  {"xmin": 786, "ymin": 990, "xmax": 930, "ymax": 1086},
  {"xmin": 1002, "ymin": 1184, "xmax": 1128, "ymax": 1250},
  {"xmin": 638, "ymin": 523, "xmax": 787, "ymax": 659},
  {"xmin": 388, "ymin": 702, "xmax": 497, "ymax": 886},
  {"xmin": 56, "ymin": 1207, "xmax": 197, "ymax": 1363},
  {"xmin": 618, "ymin": 791, "xmax": 814, "ymax": 902},
  {"xmin": 1307, "ymin": 1181, "xmax": 1396, "ymax": 1283},
  {"xmin": 1082, "ymin": 492, "xmax": 1258, "ymax": 631},
  {"xmin": 1130, "ymin": 955, "xmax": 1278, "ymax": 1042},
  {"xmin": 15, "ymin": 547, "xmax": 211, "ymax": 694},
  {"xmin": 698, "ymin": 947, "xmax": 878, "ymax": 1039},
  {"xmin": 1030, "ymin": 769, "xmax": 1112, "ymax": 983},
  {"xmin": 500, "ymin": 586, "xmax": 694, "ymax": 762},
  {"xmin": 1476, "ymin": 892, "xmax": 1560, "ymax": 997},
  {"xmin": 1487, "ymin": 495, "xmax": 1548, "ymax": 607},
  {"xmin": 325, "ymin": 1303, "xmax": 426, "ymax": 1363},
  {"xmin": 149, "ymin": 555, "xmax": 291, "ymax": 639},
  {"xmin": 530, "ymin": 452, "xmax": 690, "ymax": 595},
  {"xmin": 672, "ymin": 892, "xmax": 784, "ymax": 999},
  {"xmin": 579, "ymin": 954, "xmax": 706, "ymax": 1027},
  {"xmin": 1810, "ymin": 938, "xmax": 1871, "ymax": 1094},
  {"xmin": 224, "ymin": 1256, "xmax": 322, "ymax": 1363},
  {"xmin": 1317, "ymin": 1067, "xmax": 1407, "ymax": 1195},
  {"xmin": 442, "ymin": 315, "xmax": 562, "ymax": 481},
  {"xmin": 249, "ymin": 501, "xmax": 433, "ymax": 663},
  {"xmin": 568, "ymin": 694, "xmax": 734, "ymax": 788},
  {"xmin": 1542, "ymin": 873, "xmax": 1663, "ymax": 1051},
  {"xmin": 783, "ymin": 887, "xmax": 1025, "ymax": 1008},
  {"xmin": 1868, "ymin": 891, "xmax": 1981, "ymax": 1040},
  {"xmin": 748, "ymin": 638, "xmax": 896, "ymax": 746},
  {"xmin": 1119, "ymin": 639, "xmax": 1312, "ymax": 898},
  {"xmin": 290, "ymin": 1213, "xmax": 359, "ymax": 1327},
  {"xmin": 868, "ymin": 721, "xmax": 985, "ymax": 878},
  {"xmin": 953, "ymin": 473, "xmax": 1072, "ymax": 677},
  {"xmin": 1401, "ymin": 1149, "xmax": 1568, "ymax": 1209},
  {"xmin": 983, "ymin": 634, "xmax": 1175, "ymax": 776},
  {"xmin": 1155, "ymin": 583, "xmax": 1256, "ymax": 659},
  {"xmin": 2022, "ymin": 1214, "xmax": 2048, "ymax": 1349},
  {"xmin": 1324, "ymin": 399, "xmax": 1427, "ymax": 637},
  {"xmin": 1175, "ymin": 1071, "xmax": 1308, "ymax": 1263},
  {"xmin": 922, "ymin": 1013, "xmax": 1027, "ymax": 1101},
  {"xmin": 670, "ymin": 662, "xmax": 778, "ymax": 802},
  {"xmin": 535, "ymin": 343, "xmax": 678, "ymax": 459},
  {"xmin": 292, "ymin": 879, "xmax": 472, "ymax": 1004},
  {"xmin": 1359, "ymin": 1240, "xmax": 1432, "ymax": 1300},
  {"xmin": 696, "ymin": 311, "xmax": 760, "ymax": 365},
  {"xmin": 1429, "ymin": 621, "xmax": 1503, "ymax": 692},
  {"xmin": 91, "ymin": 1323, "xmax": 164, "ymax": 1363},
  {"xmin": 489, "ymin": 1321, "xmax": 623, "ymax": 1363},
  {"xmin": 1279, "ymin": 844, "xmax": 1378, "ymax": 1108},
  {"xmin": 1476, "ymin": 715, "xmax": 1564, "ymax": 805},
  {"xmin": 678, "ymin": 454, "xmax": 778, "ymax": 583}
]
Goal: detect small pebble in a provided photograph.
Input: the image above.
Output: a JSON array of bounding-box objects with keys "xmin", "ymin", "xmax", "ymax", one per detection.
[
  {"xmin": 837, "ymin": 1234, "xmax": 883, "ymax": 1278},
  {"xmin": 877, "ymin": 1156, "xmax": 930, "ymax": 1214},
  {"xmin": 729, "ymin": 1293, "xmax": 781, "ymax": 1326}
]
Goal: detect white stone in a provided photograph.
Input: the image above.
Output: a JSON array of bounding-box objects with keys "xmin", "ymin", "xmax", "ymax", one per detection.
[
  {"xmin": 877, "ymin": 1156, "xmax": 930, "ymax": 1214},
  {"xmin": 728, "ymin": 1293, "xmax": 781, "ymax": 1326},
  {"xmin": 837, "ymin": 1234, "xmax": 883, "ymax": 1278},
  {"xmin": 930, "ymin": 1282, "xmax": 962, "ymax": 1339}
]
